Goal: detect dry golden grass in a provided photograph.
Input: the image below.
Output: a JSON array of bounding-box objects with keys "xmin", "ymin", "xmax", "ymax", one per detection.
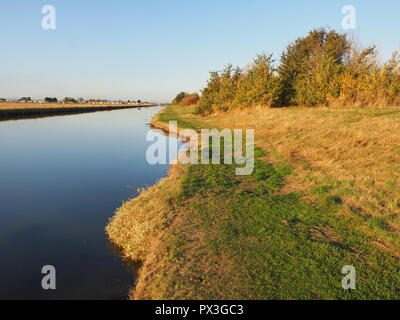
[{"xmin": 106, "ymin": 164, "xmax": 185, "ymax": 261}]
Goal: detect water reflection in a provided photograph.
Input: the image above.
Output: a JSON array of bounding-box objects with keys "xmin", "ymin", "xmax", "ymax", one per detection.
[{"xmin": 0, "ymin": 106, "xmax": 174, "ymax": 300}]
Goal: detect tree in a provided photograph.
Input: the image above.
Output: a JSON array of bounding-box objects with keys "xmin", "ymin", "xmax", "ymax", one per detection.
[
  {"xmin": 179, "ymin": 93, "xmax": 200, "ymax": 106},
  {"xmin": 194, "ymin": 27, "xmax": 400, "ymax": 113},
  {"xmin": 233, "ymin": 54, "xmax": 281, "ymax": 108},
  {"xmin": 172, "ymin": 92, "xmax": 187, "ymax": 105},
  {"xmin": 63, "ymin": 97, "xmax": 77, "ymax": 104},
  {"xmin": 19, "ymin": 97, "xmax": 32, "ymax": 102},
  {"xmin": 278, "ymin": 28, "xmax": 349, "ymax": 106},
  {"xmin": 44, "ymin": 97, "xmax": 57, "ymax": 103}
]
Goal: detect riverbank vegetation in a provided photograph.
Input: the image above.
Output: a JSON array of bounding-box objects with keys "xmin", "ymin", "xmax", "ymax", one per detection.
[
  {"xmin": 107, "ymin": 104, "xmax": 400, "ymax": 299},
  {"xmin": 196, "ymin": 28, "xmax": 400, "ymax": 115},
  {"xmin": 107, "ymin": 27, "xmax": 400, "ymax": 299}
]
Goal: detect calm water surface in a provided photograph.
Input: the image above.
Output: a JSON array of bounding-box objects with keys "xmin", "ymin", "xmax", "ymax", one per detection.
[{"xmin": 0, "ymin": 106, "xmax": 175, "ymax": 300}]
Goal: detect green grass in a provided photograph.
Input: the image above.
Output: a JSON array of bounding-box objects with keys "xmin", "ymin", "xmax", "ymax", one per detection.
[
  {"xmin": 168, "ymin": 149, "xmax": 400, "ymax": 299},
  {"xmin": 155, "ymin": 105, "xmax": 205, "ymax": 130}
]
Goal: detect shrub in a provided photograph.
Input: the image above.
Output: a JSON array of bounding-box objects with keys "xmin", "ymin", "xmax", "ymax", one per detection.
[
  {"xmin": 172, "ymin": 92, "xmax": 200, "ymax": 107},
  {"xmin": 172, "ymin": 92, "xmax": 187, "ymax": 105},
  {"xmin": 383, "ymin": 52, "xmax": 400, "ymax": 105},
  {"xmin": 179, "ymin": 93, "xmax": 200, "ymax": 106},
  {"xmin": 279, "ymin": 28, "xmax": 349, "ymax": 106},
  {"xmin": 233, "ymin": 54, "xmax": 281, "ymax": 108}
]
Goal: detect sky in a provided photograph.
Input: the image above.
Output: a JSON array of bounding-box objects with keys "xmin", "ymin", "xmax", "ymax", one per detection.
[{"xmin": 0, "ymin": 0, "xmax": 399, "ymax": 102}]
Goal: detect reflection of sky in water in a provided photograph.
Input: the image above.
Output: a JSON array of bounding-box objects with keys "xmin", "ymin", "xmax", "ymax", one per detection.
[{"xmin": 0, "ymin": 107, "xmax": 176, "ymax": 299}]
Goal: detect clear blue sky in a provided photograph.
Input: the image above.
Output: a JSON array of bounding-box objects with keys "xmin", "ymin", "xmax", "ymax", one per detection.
[{"xmin": 0, "ymin": 0, "xmax": 399, "ymax": 102}]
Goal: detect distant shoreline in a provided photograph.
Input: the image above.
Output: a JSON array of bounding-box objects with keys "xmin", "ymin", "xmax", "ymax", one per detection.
[{"xmin": 0, "ymin": 102, "xmax": 158, "ymax": 121}]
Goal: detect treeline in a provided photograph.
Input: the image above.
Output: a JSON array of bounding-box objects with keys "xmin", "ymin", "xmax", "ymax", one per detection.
[
  {"xmin": 194, "ymin": 28, "xmax": 400, "ymax": 115},
  {"xmin": 13, "ymin": 97, "xmax": 143, "ymax": 104},
  {"xmin": 172, "ymin": 92, "xmax": 200, "ymax": 106},
  {"xmin": 44, "ymin": 97, "xmax": 58, "ymax": 103}
]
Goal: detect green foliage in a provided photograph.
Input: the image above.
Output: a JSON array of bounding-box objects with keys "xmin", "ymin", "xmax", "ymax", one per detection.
[
  {"xmin": 193, "ymin": 27, "xmax": 400, "ymax": 115},
  {"xmin": 195, "ymin": 65, "xmax": 241, "ymax": 115},
  {"xmin": 234, "ymin": 54, "xmax": 282, "ymax": 108},
  {"xmin": 279, "ymin": 28, "xmax": 348, "ymax": 106},
  {"xmin": 384, "ymin": 52, "xmax": 400, "ymax": 105},
  {"xmin": 195, "ymin": 57, "xmax": 281, "ymax": 115}
]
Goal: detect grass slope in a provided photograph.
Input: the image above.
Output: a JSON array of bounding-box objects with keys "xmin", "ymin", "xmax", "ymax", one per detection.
[{"xmin": 107, "ymin": 105, "xmax": 400, "ymax": 299}]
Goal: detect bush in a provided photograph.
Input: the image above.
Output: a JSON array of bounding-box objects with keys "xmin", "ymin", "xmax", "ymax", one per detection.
[
  {"xmin": 233, "ymin": 54, "xmax": 281, "ymax": 108},
  {"xmin": 172, "ymin": 92, "xmax": 187, "ymax": 105},
  {"xmin": 180, "ymin": 93, "xmax": 200, "ymax": 106},
  {"xmin": 172, "ymin": 92, "xmax": 200, "ymax": 107},
  {"xmin": 279, "ymin": 28, "xmax": 348, "ymax": 106}
]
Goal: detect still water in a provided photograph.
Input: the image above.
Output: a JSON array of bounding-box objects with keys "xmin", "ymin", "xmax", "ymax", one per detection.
[{"xmin": 0, "ymin": 106, "xmax": 174, "ymax": 300}]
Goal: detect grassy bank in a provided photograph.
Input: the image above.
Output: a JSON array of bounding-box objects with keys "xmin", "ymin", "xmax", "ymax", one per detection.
[
  {"xmin": 107, "ymin": 105, "xmax": 400, "ymax": 299},
  {"xmin": 0, "ymin": 102, "xmax": 156, "ymax": 120}
]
